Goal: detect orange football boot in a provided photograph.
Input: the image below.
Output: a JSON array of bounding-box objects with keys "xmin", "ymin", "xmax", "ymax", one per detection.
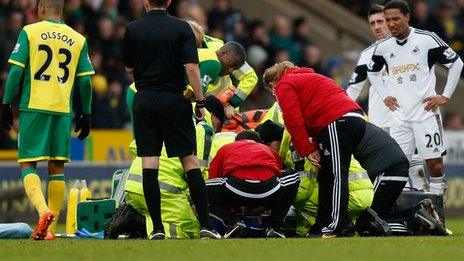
[
  {"xmin": 44, "ymin": 231, "xmax": 56, "ymax": 240},
  {"xmin": 31, "ymin": 210, "xmax": 55, "ymax": 240}
]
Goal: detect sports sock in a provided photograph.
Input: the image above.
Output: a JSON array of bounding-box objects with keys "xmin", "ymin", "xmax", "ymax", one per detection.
[
  {"xmin": 142, "ymin": 168, "xmax": 164, "ymax": 232},
  {"xmin": 185, "ymin": 168, "xmax": 211, "ymax": 229},
  {"xmin": 47, "ymin": 174, "xmax": 66, "ymax": 233},
  {"xmin": 406, "ymin": 164, "xmax": 427, "ymax": 191},
  {"xmin": 429, "ymin": 175, "xmax": 446, "ymax": 195},
  {"xmin": 22, "ymin": 168, "xmax": 48, "ymax": 215}
]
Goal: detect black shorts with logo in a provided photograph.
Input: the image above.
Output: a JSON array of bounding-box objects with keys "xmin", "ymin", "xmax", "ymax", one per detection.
[{"xmin": 133, "ymin": 89, "xmax": 196, "ymax": 157}]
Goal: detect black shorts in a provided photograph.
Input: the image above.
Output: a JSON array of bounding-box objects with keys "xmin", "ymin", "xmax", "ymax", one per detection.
[{"xmin": 133, "ymin": 89, "xmax": 196, "ymax": 157}]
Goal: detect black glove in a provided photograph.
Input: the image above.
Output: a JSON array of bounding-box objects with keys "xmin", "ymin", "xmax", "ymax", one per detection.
[
  {"xmin": 74, "ymin": 114, "xmax": 91, "ymax": 140},
  {"xmin": 0, "ymin": 104, "xmax": 13, "ymax": 131}
]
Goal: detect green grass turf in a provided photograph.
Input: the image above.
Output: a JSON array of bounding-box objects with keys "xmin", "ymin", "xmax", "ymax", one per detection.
[{"xmin": 1, "ymin": 218, "xmax": 464, "ymax": 261}]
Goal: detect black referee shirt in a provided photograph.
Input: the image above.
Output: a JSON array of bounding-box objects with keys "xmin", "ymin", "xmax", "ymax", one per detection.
[{"xmin": 122, "ymin": 10, "xmax": 198, "ymax": 93}]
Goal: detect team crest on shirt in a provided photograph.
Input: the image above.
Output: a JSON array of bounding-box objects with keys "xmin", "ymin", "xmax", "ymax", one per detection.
[
  {"xmin": 412, "ymin": 46, "xmax": 420, "ymax": 55},
  {"xmin": 12, "ymin": 43, "xmax": 20, "ymax": 54},
  {"xmin": 389, "ymin": 53, "xmax": 395, "ymax": 59}
]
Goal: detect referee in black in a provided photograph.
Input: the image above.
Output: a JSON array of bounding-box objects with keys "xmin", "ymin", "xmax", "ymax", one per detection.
[{"xmin": 122, "ymin": 0, "xmax": 221, "ymax": 240}]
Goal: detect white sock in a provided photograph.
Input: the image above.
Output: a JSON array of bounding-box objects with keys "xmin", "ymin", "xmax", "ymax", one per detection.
[
  {"xmin": 407, "ymin": 162, "xmax": 427, "ymax": 191},
  {"xmin": 429, "ymin": 175, "xmax": 446, "ymax": 195}
]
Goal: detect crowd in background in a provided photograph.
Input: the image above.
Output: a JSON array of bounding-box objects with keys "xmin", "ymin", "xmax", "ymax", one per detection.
[{"xmin": 1, "ymin": 0, "xmax": 464, "ymax": 149}]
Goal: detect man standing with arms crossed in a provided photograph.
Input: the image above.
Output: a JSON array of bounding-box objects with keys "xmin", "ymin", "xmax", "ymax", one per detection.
[
  {"xmin": 122, "ymin": 0, "xmax": 221, "ymax": 239},
  {"xmin": 0, "ymin": 0, "xmax": 94, "ymax": 240},
  {"xmin": 368, "ymin": 0, "xmax": 463, "ymax": 196},
  {"xmin": 348, "ymin": 5, "xmax": 427, "ymax": 191}
]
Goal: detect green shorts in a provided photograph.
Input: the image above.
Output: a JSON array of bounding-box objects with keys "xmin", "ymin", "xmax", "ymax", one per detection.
[{"xmin": 18, "ymin": 111, "xmax": 72, "ymax": 163}]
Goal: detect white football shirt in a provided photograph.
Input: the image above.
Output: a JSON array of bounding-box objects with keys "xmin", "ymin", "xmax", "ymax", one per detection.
[
  {"xmin": 368, "ymin": 27, "xmax": 459, "ymax": 122},
  {"xmin": 347, "ymin": 42, "xmax": 391, "ymax": 128}
]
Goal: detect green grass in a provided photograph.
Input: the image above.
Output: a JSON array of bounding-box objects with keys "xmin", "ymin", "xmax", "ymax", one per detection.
[{"xmin": 2, "ymin": 218, "xmax": 464, "ymax": 261}]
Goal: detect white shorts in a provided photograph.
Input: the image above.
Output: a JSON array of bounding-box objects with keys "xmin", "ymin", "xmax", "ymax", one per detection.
[{"xmin": 390, "ymin": 114, "xmax": 446, "ymax": 160}]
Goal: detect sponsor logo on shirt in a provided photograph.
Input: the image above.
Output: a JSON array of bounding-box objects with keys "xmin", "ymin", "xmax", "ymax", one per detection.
[{"xmin": 392, "ymin": 63, "xmax": 420, "ymax": 75}]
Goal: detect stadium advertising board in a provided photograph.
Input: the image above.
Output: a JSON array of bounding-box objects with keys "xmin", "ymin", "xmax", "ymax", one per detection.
[{"xmin": 1, "ymin": 131, "xmax": 464, "ymax": 222}]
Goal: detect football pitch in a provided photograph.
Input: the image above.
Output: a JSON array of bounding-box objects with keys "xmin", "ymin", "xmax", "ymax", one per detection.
[{"xmin": 2, "ymin": 218, "xmax": 464, "ymax": 261}]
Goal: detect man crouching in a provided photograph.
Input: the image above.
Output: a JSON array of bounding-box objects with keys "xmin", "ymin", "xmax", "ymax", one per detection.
[{"xmin": 206, "ymin": 129, "xmax": 299, "ymax": 238}]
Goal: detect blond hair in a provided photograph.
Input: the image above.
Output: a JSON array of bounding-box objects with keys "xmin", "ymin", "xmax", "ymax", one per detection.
[
  {"xmin": 263, "ymin": 61, "xmax": 296, "ymax": 90},
  {"xmin": 186, "ymin": 20, "xmax": 205, "ymax": 48}
]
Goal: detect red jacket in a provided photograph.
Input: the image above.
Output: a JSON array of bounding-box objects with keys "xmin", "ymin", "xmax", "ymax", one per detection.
[
  {"xmin": 275, "ymin": 67, "xmax": 361, "ymax": 157},
  {"xmin": 208, "ymin": 140, "xmax": 282, "ymax": 181}
]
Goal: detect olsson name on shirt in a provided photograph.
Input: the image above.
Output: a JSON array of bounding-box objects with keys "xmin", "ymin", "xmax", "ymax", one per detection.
[{"xmin": 40, "ymin": 31, "xmax": 75, "ymax": 47}]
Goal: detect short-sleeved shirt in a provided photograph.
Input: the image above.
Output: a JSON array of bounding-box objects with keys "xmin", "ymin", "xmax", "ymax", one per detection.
[
  {"xmin": 9, "ymin": 19, "xmax": 94, "ymax": 115},
  {"xmin": 122, "ymin": 10, "xmax": 198, "ymax": 93},
  {"xmin": 369, "ymin": 27, "xmax": 460, "ymax": 121}
]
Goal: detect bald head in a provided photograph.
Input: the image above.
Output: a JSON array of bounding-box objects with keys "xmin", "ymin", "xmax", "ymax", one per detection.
[
  {"xmin": 39, "ymin": 0, "xmax": 64, "ymax": 15},
  {"xmin": 217, "ymin": 42, "xmax": 246, "ymax": 76}
]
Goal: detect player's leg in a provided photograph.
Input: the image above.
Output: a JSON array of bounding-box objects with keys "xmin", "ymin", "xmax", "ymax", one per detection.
[
  {"xmin": 20, "ymin": 161, "xmax": 47, "ymax": 215},
  {"xmin": 389, "ymin": 117, "xmax": 415, "ymax": 160},
  {"xmin": 18, "ymin": 111, "xmax": 56, "ymax": 239},
  {"xmin": 413, "ymin": 114, "xmax": 447, "ymax": 195},
  {"xmin": 46, "ymin": 114, "xmax": 73, "ymax": 235},
  {"xmin": 47, "ymin": 160, "xmax": 66, "ymax": 235},
  {"xmin": 133, "ymin": 89, "xmax": 164, "ymax": 239},
  {"xmin": 406, "ymin": 153, "xmax": 427, "ymax": 191},
  {"xmin": 18, "ymin": 111, "xmax": 49, "ymax": 215},
  {"xmin": 427, "ymin": 158, "xmax": 445, "ymax": 194}
]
